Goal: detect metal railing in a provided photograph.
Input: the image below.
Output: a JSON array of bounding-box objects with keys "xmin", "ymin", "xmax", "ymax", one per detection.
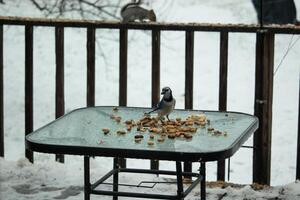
[{"xmin": 0, "ymin": 16, "xmax": 300, "ymax": 185}]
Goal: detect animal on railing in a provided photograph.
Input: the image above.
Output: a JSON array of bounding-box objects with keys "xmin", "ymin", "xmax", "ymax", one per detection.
[{"xmin": 121, "ymin": 0, "xmax": 156, "ymax": 23}]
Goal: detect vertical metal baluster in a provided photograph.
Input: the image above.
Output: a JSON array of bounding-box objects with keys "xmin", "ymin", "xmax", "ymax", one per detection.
[
  {"xmin": 151, "ymin": 30, "xmax": 160, "ymax": 171},
  {"xmin": 227, "ymin": 158, "xmax": 231, "ymax": 181},
  {"xmin": 296, "ymin": 72, "xmax": 300, "ymax": 180},
  {"xmin": 184, "ymin": 30, "xmax": 194, "ymax": 178},
  {"xmin": 84, "ymin": 156, "xmax": 90, "ymax": 200},
  {"xmin": 200, "ymin": 162, "xmax": 206, "ymax": 200},
  {"xmin": 217, "ymin": 31, "xmax": 228, "ymax": 181},
  {"xmin": 113, "ymin": 157, "xmax": 119, "ymax": 200},
  {"xmin": 176, "ymin": 161, "xmax": 184, "ymax": 200},
  {"xmin": 0, "ymin": 24, "xmax": 3, "ymax": 157},
  {"xmin": 87, "ymin": 27, "xmax": 95, "ymax": 107},
  {"xmin": 260, "ymin": 0, "xmax": 263, "ymax": 28},
  {"xmin": 119, "ymin": 28, "xmax": 128, "ymax": 168},
  {"xmin": 25, "ymin": 25, "xmax": 34, "ymax": 163},
  {"xmin": 55, "ymin": 26, "xmax": 65, "ymax": 163}
]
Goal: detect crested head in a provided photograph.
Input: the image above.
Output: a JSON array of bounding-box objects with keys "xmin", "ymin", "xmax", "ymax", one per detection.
[{"xmin": 161, "ymin": 87, "xmax": 173, "ymax": 101}]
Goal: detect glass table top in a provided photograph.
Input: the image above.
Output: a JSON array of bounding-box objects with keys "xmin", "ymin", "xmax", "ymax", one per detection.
[{"xmin": 26, "ymin": 106, "xmax": 258, "ymax": 161}]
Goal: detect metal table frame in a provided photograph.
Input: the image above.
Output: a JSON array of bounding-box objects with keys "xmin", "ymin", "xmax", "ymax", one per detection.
[
  {"xmin": 25, "ymin": 106, "xmax": 259, "ymax": 200},
  {"xmin": 84, "ymin": 156, "xmax": 206, "ymax": 200}
]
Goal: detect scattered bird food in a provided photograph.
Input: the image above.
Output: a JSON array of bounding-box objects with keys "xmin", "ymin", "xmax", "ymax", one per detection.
[
  {"xmin": 184, "ymin": 133, "xmax": 193, "ymax": 139},
  {"xmin": 117, "ymin": 130, "xmax": 126, "ymax": 135},
  {"xmin": 134, "ymin": 135, "xmax": 144, "ymax": 139},
  {"xmin": 115, "ymin": 116, "xmax": 121, "ymax": 123},
  {"xmin": 157, "ymin": 138, "xmax": 165, "ymax": 142},
  {"xmin": 207, "ymin": 127, "xmax": 214, "ymax": 132},
  {"xmin": 168, "ymin": 134, "xmax": 176, "ymax": 139},
  {"xmin": 102, "ymin": 128, "xmax": 110, "ymax": 135},
  {"xmin": 135, "ymin": 138, "xmax": 142, "ymax": 143},
  {"xmin": 100, "ymin": 108, "xmax": 228, "ymax": 146}
]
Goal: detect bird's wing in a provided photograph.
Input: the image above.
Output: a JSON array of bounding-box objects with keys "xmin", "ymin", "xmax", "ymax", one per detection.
[
  {"xmin": 147, "ymin": 99, "xmax": 163, "ymax": 114},
  {"xmin": 156, "ymin": 99, "xmax": 164, "ymax": 109},
  {"xmin": 173, "ymin": 98, "xmax": 176, "ymax": 109}
]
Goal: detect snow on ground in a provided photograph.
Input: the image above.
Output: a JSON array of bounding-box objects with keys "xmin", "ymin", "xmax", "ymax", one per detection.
[
  {"xmin": 1, "ymin": 0, "xmax": 300, "ymax": 199},
  {"xmin": 1, "ymin": 157, "xmax": 300, "ymax": 200}
]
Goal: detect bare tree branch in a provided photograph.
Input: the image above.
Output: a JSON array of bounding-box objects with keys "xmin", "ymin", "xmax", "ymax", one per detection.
[
  {"xmin": 28, "ymin": 0, "xmax": 122, "ymax": 20},
  {"xmin": 30, "ymin": 0, "xmax": 47, "ymax": 11}
]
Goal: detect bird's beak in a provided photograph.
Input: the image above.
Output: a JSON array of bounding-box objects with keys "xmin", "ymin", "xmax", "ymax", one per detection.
[{"xmin": 161, "ymin": 91, "xmax": 165, "ymax": 95}]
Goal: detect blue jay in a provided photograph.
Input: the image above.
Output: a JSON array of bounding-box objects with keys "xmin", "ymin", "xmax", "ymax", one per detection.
[{"xmin": 147, "ymin": 87, "xmax": 176, "ymax": 121}]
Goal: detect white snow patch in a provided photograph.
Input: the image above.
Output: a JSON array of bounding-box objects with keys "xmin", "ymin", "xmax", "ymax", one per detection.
[{"xmin": 0, "ymin": 1, "xmax": 300, "ymax": 199}]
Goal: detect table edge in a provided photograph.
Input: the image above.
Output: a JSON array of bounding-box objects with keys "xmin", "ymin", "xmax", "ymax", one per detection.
[{"xmin": 26, "ymin": 106, "xmax": 258, "ymax": 162}]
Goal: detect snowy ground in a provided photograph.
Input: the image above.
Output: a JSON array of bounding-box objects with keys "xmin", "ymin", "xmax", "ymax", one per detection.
[
  {"xmin": 1, "ymin": 0, "xmax": 300, "ymax": 199},
  {"xmin": 1, "ymin": 157, "xmax": 300, "ymax": 200}
]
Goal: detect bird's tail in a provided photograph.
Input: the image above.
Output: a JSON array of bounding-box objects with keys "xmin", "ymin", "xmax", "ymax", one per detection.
[
  {"xmin": 147, "ymin": 107, "xmax": 158, "ymax": 114},
  {"xmin": 121, "ymin": 0, "xmax": 141, "ymax": 14}
]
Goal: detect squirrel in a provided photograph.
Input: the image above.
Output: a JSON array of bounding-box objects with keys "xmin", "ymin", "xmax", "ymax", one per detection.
[{"xmin": 121, "ymin": 0, "xmax": 156, "ymax": 23}]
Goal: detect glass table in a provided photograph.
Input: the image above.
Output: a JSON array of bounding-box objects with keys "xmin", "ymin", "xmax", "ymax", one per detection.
[{"xmin": 26, "ymin": 106, "xmax": 258, "ymax": 200}]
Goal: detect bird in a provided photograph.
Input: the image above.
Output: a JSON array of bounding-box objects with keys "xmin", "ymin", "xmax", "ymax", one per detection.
[{"xmin": 147, "ymin": 87, "xmax": 176, "ymax": 121}]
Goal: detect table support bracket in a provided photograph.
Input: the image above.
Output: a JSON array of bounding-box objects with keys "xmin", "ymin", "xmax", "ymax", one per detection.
[{"xmin": 84, "ymin": 159, "xmax": 206, "ymax": 200}]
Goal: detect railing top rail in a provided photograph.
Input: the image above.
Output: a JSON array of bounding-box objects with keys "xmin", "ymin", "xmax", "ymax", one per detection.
[{"xmin": 1, "ymin": 16, "xmax": 300, "ymax": 34}]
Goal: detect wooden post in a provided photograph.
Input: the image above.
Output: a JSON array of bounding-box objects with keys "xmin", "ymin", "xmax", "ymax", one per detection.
[
  {"xmin": 184, "ymin": 30, "xmax": 194, "ymax": 178},
  {"xmin": 55, "ymin": 26, "xmax": 65, "ymax": 163},
  {"xmin": 0, "ymin": 25, "xmax": 4, "ymax": 157},
  {"xmin": 119, "ymin": 28, "xmax": 128, "ymax": 168},
  {"xmin": 296, "ymin": 72, "xmax": 300, "ymax": 180},
  {"xmin": 25, "ymin": 25, "xmax": 34, "ymax": 163},
  {"xmin": 87, "ymin": 27, "xmax": 95, "ymax": 107},
  {"xmin": 253, "ymin": 31, "xmax": 274, "ymax": 185},
  {"xmin": 150, "ymin": 30, "xmax": 161, "ymax": 171},
  {"xmin": 217, "ymin": 31, "xmax": 228, "ymax": 181}
]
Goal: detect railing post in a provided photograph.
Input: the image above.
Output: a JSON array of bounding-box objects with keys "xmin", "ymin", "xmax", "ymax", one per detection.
[
  {"xmin": 119, "ymin": 28, "xmax": 128, "ymax": 168},
  {"xmin": 25, "ymin": 25, "xmax": 34, "ymax": 163},
  {"xmin": 55, "ymin": 26, "xmax": 65, "ymax": 163},
  {"xmin": 0, "ymin": 24, "xmax": 3, "ymax": 157},
  {"xmin": 297, "ymin": 72, "xmax": 300, "ymax": 180},
  {"xmin": 253, "ymin": 31, "xmax": 274, "ymax": 185},
  {"xmin": 87, "ymin": 27, "xmax": 95, "ymax": 107},
  {"xmin": 151, "ymin": 29, "xmax": 160, "ymax": 171},
  {"xmin": 184, "ymin": 30, "xmax": 194, "ymax": 178},
  {"xmin": 217, "ymin": 31, "xmax": 229, "ymax": 181}
]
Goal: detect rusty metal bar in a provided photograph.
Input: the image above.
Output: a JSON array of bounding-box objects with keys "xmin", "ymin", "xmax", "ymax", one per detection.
[
  {"xmin": 151, "ymin": 30, "xmax": 161, "ymax": 171},
  {"xmin": 297, "ymin": 72, "xmax": 300, "ymax": 180},
  {"xmin": 119, "ymin": 28, "xmax": 128, "ymax": 168},
  {"xmin": 87, "ymin": 27, "xmax": 95, "ymax": 107},
  {"xmin": 0, "ymin": 25, "xmax": 3, "ymax": 157},
  {"xmin": 1, "ymin": 16, "xmax": 300, "ymax": 34},
  {"xmin": 253, "ymin": 32, "xmax": 274, "ymax": 185},
  {"xmin": 25, "ymin": 25, "xmax": 34, "ymax": 163},
  {"xmin": 184, "ymin": 30, "xmax": 194, "ymax": 178},
  {"xmin": 217, "ymin": 31, "xmax": 229, "ymax": 181},
  {"xmin": 55, "ymin": 26, "xmax": 65, "ymax": 163}
]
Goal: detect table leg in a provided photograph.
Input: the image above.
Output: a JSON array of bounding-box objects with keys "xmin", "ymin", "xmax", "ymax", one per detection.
[
  {"xmin": 200, "ymin": 162, "xmax": 206, "ymax": 200},
  {"xmin": 113, "ymin": 157, "xmax": 119, "ymax": 200},
  {"xmin": 176, "ymin": 161, "xmax": 184, "ymax": 200},
  {"xmin": 84, "ymin": 156, "xmax": 90, "ymax": 200}
]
